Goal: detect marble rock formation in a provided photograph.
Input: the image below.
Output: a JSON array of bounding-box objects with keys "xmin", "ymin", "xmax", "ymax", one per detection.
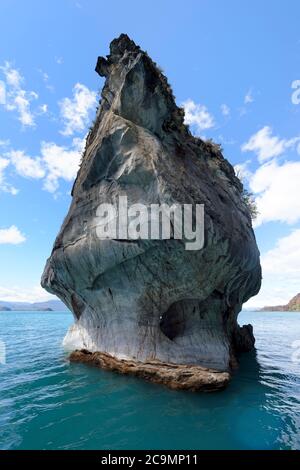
[{"xmin": 41, "ymin": 34, "xmax": 261, "ymax": 391}]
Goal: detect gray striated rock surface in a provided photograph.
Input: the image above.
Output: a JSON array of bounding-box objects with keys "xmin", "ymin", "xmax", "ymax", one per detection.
[{"xmin": 41, "ymin": 34, "xmax": 261, "ymax": 388}]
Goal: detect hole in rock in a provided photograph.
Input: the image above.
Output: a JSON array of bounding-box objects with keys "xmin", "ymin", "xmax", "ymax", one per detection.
[{"xmin": 159, "ymin": 302, "xmax": 186, "ymax": 340}]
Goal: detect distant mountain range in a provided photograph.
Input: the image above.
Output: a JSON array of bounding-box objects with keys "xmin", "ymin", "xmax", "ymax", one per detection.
[
  {"xmin": 260, "ymin": 293, "xmax": 300, "ymax": 312},
  {"xmin": 0, "ymin": 299, "xmax": 69, "ymax": 311},
  {"xmin": 2, "ymin": 293, "xmax": 299, "ymax": 312}
]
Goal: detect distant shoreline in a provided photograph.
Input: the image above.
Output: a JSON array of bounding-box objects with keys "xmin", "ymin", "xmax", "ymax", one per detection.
[
  {"xmin": 259, "ymin": 293, "xmax": 300, "ymax": 312},
  {"xmin": 0, "ymin": 299, "xmax": 68, "ymax": 312}
]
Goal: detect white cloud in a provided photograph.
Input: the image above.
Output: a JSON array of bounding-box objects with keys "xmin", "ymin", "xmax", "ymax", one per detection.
[
  {"xmin": 234, "ymin": 160, "xmax": 252, "ymax": 181},
  {"xmin": 0, "ymin": 80, "xmax": 6, "ymax": 104},
  {"xmin": 218, "ymin": 134, "xmax": 236, "ymax": 145},
  {"xmin": 3, "ymin": 135, "xmax": 85, "ymax": 193},
  {"xmin": 55, "ymin": 56, "xmax": 63, "ymax": 65},
  {"xmin": 239, "ymin": 125, "xmax": 300, "ymax": 227},
  {"xmin": 10, "ymin": 90, "xmax": 37, "ymax": 126},
  {"xmin": 38, "ymin": 69, "xmax": 54, "ymax": 93},
  {"xmin": 220, "ymin": 103, "xmax": 230, "ymax": 116},
  {"xmin": 182, "ymin": 99, "xmax": 215, "ymax": 134},
  {"xmin": 244, "ymin": 89, "xmax": 254, "ymax": 104},
  {"xmin": 2, "ymin": 63, "xmax": 22, "ymax": 88},
  {"xmin": 0, "ymin": 225, "xmax": 26, "ymax": 244},
  {"xmin": 41, "ymin": 137, "xmax": 85, "ymax": 192},
  {"xmin": 47, "ymin": 84, "xmax": 55, "ymax": 93},
  {"xmin": 0, "ymin": 62, "xmax": 38, "ymax": 127},
  {"xmin": 8, "ymin": 150, "xmax": 45, "ymax": 179},
  {"xmin": 249, "ymin": 159, "xmax": 300, "ymax": 227},
  {"xmin": 0, "ymin": 157, "xmax": 9, "ymax": 178},
  {"xmin": 59, "ymin": 83, "xmax": 97, "ymax": 136},
  {"xmin": 39, "ymin": 70, "xmax": 49, "ymax": 82},
  {"xmin": 0, "ymin": 139, "xmax": 10, "ymax": 147},
  {"xmin": 0, "ymin": 157, "xmax": 18, "ymax": 195},
  {"xmin": 0, "ymin": 284, "xmax": 54, "ymax": 303},
  {"xmin": 262, "ymin": 228, "xmax": 300, "ymax": 276},
  {"xmin": 38, "ymin": 103, "xmax": 48, "ymax": 114},
  {"xmin": 242, "ymin": 126, "xmax": 300, "ymax": 162},
  {"xmin": 246, "ymin": 229, "xmax": 300, "ymax": 308}
]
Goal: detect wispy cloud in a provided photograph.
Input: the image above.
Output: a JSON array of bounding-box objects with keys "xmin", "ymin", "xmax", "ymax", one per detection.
[
  {"xmin": 236, "ymin": 152, "xmax": 300, "ymax": 227},
  {"xmin": 246, "ymin": 228, "xmax": 300, "ymax": 308},
  {"xmin": 37, "ymin": 103, "xmax": 48, "ymax": 115},
  {"xmin": 0, "ymin": 80, "xmax": 6, "ymax": 104},
  {"xmin": 0, "ymin": 61, "xmax": 39, "ymax": 127},
  {"xmin": 0, "ymin": 225, "xmax": 26, "ymax": 244},
  {"xmin": 2, "ymin": 63, "xmax": 22, "ymax": 88},
  {"xmin": 59, "ymin": 83, "xmax": 97, "ymax": 136},
  {"xmin": 220, "ymin": 103, "xmax": 230, "ymax": 116},
  {"xmin": 7, "ymin": 150, "xmax": 45, "ymax": 179},
  {"xmin": 237, "ymin": 123, "xmax": 300, "ymax": 227},
  {"xmin": 0, "ymin": 156, "xmax": 18, "ymax": 195},
  {"xmin": 250, "ymin": 159, "xmax": 300, "ymax": 227},
  {"xmin": 0, "ymin": 284, "xmax": 54, "ymax": 303},
  {"xmin": 42, "ymin": 137, "xmax": 85, "ymax": 192},
  {"xmin": 262, "ymin": 228, "xmax": 300, "ymax": 276},
  {"xmin": 37, "ymin": 69, "xmax": 49, "ymax": 84},
  {"xmin": 5, "ymin": 137, "xmax": 85, "ymax": 193},
  {"xmin": 234, "ymin": 160, "xmax": 252, "ymax": 181},
  {"xmin": 182, "ymin": 99, "xmax": 215, "ymax": 135},
  {"xmin": 1, "ymin": 79, "xmax": 93, "ymax": 194},
  {"xmin": 244, "ymin": 89, "xmax": 254, "ymax": 104},
  {"xmin": 241, "ymin": 126, "xmax": 300, "ymax": 162},
  {"xmin": 38, "ymin": 69, "xmax": 54, "ymax": 93}
]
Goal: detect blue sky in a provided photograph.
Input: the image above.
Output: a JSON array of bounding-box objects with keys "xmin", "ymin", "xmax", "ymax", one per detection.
[{"xmin": 0, "ymin": 0, "xmax": 300, "ymax": 307}]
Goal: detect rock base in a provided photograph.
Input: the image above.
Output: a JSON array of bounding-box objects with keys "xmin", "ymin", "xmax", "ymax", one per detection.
[{"xmin": 69, "ymin": 349, "xmax": 230, "ymax": 392}]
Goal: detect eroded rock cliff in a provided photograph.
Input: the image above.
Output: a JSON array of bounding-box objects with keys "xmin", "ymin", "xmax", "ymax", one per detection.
[{"xmin": 41, "ymin": 34, "xmax": 261, "ymax": 391}]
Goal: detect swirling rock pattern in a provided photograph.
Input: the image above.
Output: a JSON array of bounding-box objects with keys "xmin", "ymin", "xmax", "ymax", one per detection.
[{"xmin": 42, "ymin": 34, "xmax": 261, "ymax": 391}]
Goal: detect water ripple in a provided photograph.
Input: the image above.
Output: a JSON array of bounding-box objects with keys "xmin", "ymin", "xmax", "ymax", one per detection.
[{"xmin": 0, "ymin": 310, "xmax": 299, "ymax": 449}]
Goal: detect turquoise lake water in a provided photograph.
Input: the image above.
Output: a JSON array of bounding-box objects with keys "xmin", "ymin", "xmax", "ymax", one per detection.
[{"xmin": 0, "ymin": 310, "xmax": 299, "ymax": 450}]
